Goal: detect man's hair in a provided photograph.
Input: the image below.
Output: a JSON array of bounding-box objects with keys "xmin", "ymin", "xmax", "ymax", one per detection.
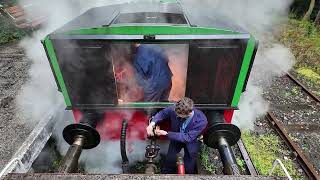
[{"xmin": 175, "ymin": 97, "xmax": 194, "ymax": 117}]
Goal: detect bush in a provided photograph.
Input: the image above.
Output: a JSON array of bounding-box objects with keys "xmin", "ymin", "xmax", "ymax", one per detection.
[
  {"xmin": 0, "ymin": 16, "xmax": 30, "ymax": 45},
  {"xmin": 280, "ymin": 19, "xmax": 320, "ymax": 75}
]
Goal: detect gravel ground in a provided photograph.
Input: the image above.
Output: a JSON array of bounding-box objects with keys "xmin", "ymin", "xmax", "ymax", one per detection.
[
  {"xmin": 0, "ymin": 42, "xmax": 32, "ymax": 171},
  {"xmin": 262, "ymin": 75, "xmax": 320, "ymax": 173},
  {"xmin": 197, "ymin": 144, "xmax": 247, "ymax": 175},
  {"xmin": 254, "ymin": 116, "xmax": 306, "ymax": 178}
]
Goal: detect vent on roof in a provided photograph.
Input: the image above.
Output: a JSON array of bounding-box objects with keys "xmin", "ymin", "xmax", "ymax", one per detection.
[{"xmin": 113, "ymin": 12, "xmax": 187, "ymax": 24}]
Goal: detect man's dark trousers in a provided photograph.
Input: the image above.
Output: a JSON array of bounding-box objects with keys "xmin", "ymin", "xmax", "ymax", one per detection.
[{"xmin": 161, "ymin": 141, "xmax": 201, "ymax": 174}]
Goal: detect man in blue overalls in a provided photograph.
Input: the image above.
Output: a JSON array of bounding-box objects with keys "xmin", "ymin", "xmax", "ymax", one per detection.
[
  {"xmin": 133, "ymin": 44, "xmax": 172, "ymax": 102},
  {"xmin": 146, "ymin": 97, "xmax": 208, "ymax": 174}
]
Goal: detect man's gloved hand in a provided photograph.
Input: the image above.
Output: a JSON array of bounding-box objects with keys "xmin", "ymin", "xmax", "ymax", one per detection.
[{"xmin": 146, "ymin": 121, "xmax": 156, "ymax": 136}]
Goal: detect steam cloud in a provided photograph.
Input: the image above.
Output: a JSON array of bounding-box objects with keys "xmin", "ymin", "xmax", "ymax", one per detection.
[
  {"xmin": 181, "ymin": 0, "xmax": 295, "ymax": 130},
  {"xmin": 16, "ymin": 0, "xmax": 295, "ymax": 173},
  {"xmin": 15, "ymin": 0, "xmax": 139, "ymax": 174}
]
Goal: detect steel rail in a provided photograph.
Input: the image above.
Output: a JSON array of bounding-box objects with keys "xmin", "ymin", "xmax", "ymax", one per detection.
[
  {"xmin": 286, "ymin": 73, "xmax": 320, "ymax": 103},
  {"xmin": 0, "ymin": 106, "xmax": 67, "ymax": 177},
  {"xmin": 266, "ymin": 112, "xmax": 319, "ymax": 180},
  {"xmin": 237, "ymin": 139, "xmax": 258, "ymax": 176}
]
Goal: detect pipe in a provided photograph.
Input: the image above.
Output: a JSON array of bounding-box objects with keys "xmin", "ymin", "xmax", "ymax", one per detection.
[
  {"xmin": 120, "ymin": 119, "xmax": 129, "ymax": 173},
  {"xmin": 204, "ymin": 111, "xmax": 241, "ymax": 175},
  {"xmin": 176, "ymin": 155, "xmax": 185, "ymax": 175},
  {"xmin": 79, "ymin": 111, "xmax": 101, "ymax": 128},
  {"xmin": 58, "ymin": 135, "xmax": 85, "ymax": 173},
  {"xmin": 58, "ymin": 111, "xmax": 101, "ymax": 173},
  {"xmin": 145, "ymin": 163, "xmax": 157, "ymax": 174},
  {"xmin": 217, "ymin": 137, "xmax": 240, "ymax": 175},
  {"xmin": 145, "ymin": 136, "xmax": 160, "ymax": 174}
]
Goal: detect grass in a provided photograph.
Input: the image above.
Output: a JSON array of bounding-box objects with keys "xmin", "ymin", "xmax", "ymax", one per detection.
[
  {"xmin": 241, "ymin": 130, "xmax": 302, "ymax": 179},
  {"xmin": 296, "ymin": 67, "xmax": 320, "ymax": 83},
  {"xmin": 236, "ymin": 157, "xmax": 246, "ymax": 172},
  {"xmin": 199, "ymin": 144, "xmax": 215, "ymax": 174},
  {"xmin": 280, "ymin": 19, "xmax": 320, "ymax": 72},
  {"xmin": 280, "ymin": 19, "xmax": 320, "ymax": 77},
  {"xmin": 291, "ymin": 86, "xmax": 300, "ymax": 95},
  {"xmin": 280, "ymin": 19, "xmax": 320, "ymax": 97}
]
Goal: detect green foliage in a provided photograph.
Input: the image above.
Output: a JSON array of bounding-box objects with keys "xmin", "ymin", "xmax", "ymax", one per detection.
[
  {"xmin": 280, "ymin": 19, "xmax": 320, "ymax": 95},
  {"xmin": 291, "ymin": 86, "xmax": 300, "ymax": 95},
  {"xmin": 241, "ymin": 130, "xmax": 301, "ymax": 178},
  {"xmin": 280, "ymin": 19, "xmax": 320, "ymax": 73},
  {"xmin": 51, "ymin": 159, "xmax": 61, "ymax": 171},
  {"xmin": 297, "ymin": 67, "xmax": 320, "ymax": 82},
  {"xmin": 296, "ymin": 67, "xmax": 320, "ymax": 96},
  {"xmin": 236, "ymin": 157, "xmax": 246, "ymax": 172},
  {"xmin": 0, "ymin": 0, "xmax": 19, "ymax": 7},
  {"xmin": 200, "ymin": 144, "xmax": 215, "ymax": 173},
  {"xmin": 0, "ymin": 16, "xmax": 30, "ymax": 45}
]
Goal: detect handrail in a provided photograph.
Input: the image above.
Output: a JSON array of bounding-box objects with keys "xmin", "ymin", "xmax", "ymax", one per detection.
[
  {"xmin": 0, "ymin": 158, "xmax": 26, "ymax": 178},
  {"xmin": 269, "ymin": 159, "xmax": 292, "ymax": 180}
]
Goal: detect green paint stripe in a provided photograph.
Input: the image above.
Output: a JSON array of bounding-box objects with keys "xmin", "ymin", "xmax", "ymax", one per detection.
[
  {"xmin": 231, "ymin": 36, "xmax": 256, "ymax": 106},
  {"xmin": 44, "ymin": 37, "xmax": 72, "ymax": 106},
  {"xmin": 62, "ymin": 26, "xmax": 241, "ymax": 35}
]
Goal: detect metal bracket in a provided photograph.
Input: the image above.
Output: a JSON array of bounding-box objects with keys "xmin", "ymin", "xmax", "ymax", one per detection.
[{"xmin": 144, "ymin": 35, "xmax": 156, "ymax": 40}]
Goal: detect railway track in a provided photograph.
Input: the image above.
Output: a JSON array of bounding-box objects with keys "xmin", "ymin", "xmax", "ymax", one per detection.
[
  {"xmin": 237, "ymin": 139, "xmax": 258, "ymax": 176},
  {"xmin": 286, "ymin": 73, "xmax": 320, "ymax": 103},
  {"xmin": 265, "ymin": 73, "xmax": 320, "ymax": 180}
]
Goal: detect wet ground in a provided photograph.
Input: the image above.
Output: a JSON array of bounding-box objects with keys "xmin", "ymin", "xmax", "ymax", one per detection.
[
  {"xmin": 0, "ymin": 42, "xmax": 32, "ymax": 171},
  {"xmin": 262, "ymin": 75, "xmax": 320, "ymax": 174}
]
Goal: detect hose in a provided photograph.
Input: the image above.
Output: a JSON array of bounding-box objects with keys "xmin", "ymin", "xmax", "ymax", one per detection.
[{"xmin": 120, "ymin": 119, "xmax": 129, "ymax": 173}]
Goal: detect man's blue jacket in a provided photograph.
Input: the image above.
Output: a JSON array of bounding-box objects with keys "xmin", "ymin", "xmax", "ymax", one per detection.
[
  {"xmin": 133, "ymin": 45, "xmax": 172, "ymax": 92},
  {"xmin": 152, "ymin": 105, "xmax": 208, "ymax": 156}
]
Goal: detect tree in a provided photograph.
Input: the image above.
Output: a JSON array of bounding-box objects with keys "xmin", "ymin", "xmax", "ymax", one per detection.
[
  {"xmin": 303, "ymin": 0, "xmax": 315, "ymax": 21},
  {"xmin": 315, "ymin": 9, "xmax": 320, "ymax": 26}
]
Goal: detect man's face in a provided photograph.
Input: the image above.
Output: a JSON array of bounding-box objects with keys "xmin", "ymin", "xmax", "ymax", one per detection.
[{"xmin": 176, "ymin": 111, "xmax": 192, "ymax": 121}]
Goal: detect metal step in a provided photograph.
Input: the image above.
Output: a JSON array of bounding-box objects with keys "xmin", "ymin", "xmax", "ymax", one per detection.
[{"xmin": 3, "ymin": 173, "xmax": 287, "ymax": 180}]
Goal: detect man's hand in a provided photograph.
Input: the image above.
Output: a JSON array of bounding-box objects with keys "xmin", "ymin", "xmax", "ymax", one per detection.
[
  {"xmin": 155, "ymin": 126, "xmax": 168, "ymax": 136},
  {"xmin": 146, "ymin": 122, "xmax": 156, "ymax": 136}
]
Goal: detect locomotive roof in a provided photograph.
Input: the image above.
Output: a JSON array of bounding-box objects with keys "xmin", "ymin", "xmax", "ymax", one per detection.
[{"xmin": 54, "ymin": 1, "xmax": 247, "ymax": 34}]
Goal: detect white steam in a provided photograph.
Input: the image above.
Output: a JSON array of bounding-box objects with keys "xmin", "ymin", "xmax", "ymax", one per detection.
[
  {"xmin": 233, "ymin": 44, "xmax": 295, "ymax": 130},
  {"xmin": 181, "ymin": 0, "xmax": 295, "ymax": 130},
  {"xmin": 79, "ymin": 140, "xmax": 146, "ymax": 173},
  {"xmin": 15, "ymin": 0, "xmax": 138, "ymax": 174}
]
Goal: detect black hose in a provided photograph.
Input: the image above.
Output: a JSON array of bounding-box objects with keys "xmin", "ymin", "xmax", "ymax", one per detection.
[{"xmin": 120, "ymin": 119, "xmax": 129, "ymax": 173}]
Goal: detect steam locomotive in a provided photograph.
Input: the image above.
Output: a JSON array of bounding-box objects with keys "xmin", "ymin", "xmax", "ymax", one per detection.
[{"xmin": 42, "ymin": 0, "xmax": 258, "ymax": 175}]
